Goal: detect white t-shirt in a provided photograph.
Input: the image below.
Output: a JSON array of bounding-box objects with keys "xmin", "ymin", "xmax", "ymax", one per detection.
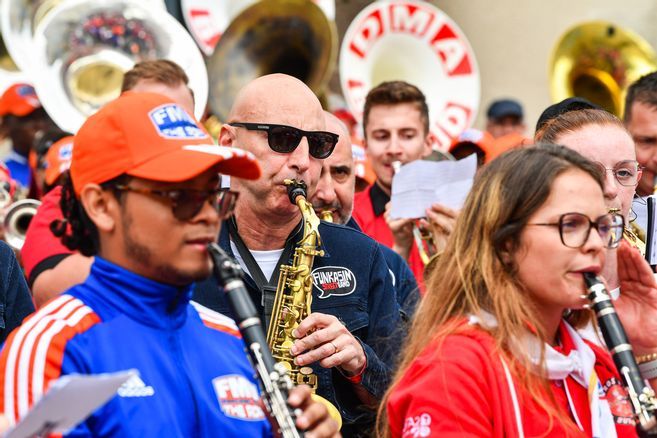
[{"xmin": 229, "ymin": 240, "xmax": 284, "ymax": 282}]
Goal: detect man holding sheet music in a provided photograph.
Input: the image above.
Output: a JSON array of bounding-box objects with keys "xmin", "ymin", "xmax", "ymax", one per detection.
[{"xmin": 352, "ymin": 81, "xmax": 459, "ymax": 284}]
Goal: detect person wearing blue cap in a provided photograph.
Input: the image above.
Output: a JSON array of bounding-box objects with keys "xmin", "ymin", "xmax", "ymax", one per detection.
[{"xmin": 485, "ymin": 98, "xmax": 526, "ymax": 139}]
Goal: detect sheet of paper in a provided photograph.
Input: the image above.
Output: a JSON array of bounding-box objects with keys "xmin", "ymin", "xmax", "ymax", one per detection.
[
  {"xmin": 390, "ymin": 155, "xmax": 476, "ymax": 219},
  {"xmin": 5, "ymin": 370, "xmax": 137, "ymax": 438}
]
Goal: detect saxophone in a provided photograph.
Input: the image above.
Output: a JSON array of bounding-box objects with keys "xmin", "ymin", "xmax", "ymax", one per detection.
[
  {"xmin": 267, "ymin": 179, "xmax": 342, "ymax": 427},
  {"xmin": 609, "ymin": 207, "xmax": 646, "ymax": 256}
]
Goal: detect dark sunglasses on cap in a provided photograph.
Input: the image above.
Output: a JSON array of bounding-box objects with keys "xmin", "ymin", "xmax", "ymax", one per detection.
[
  {"xmin": 114, "ymin": 185, "xmax": 239, "ymax": 221},
  {"xmin": 228, "ymin": 122, "xmax": 338, "ymax": 159}
]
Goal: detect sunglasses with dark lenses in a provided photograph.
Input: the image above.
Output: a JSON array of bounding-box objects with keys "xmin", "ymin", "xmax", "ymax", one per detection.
[
  {"xmin": 114, "ymin": 185, "xmax": 239, "ymax": 221},
  {"xmin": 527, "ymin": 212, "xmax": 624, "ymax": 249},
  {"xmin": 228, "ymin": 122, "xmax": 338, "ymax": 159}
]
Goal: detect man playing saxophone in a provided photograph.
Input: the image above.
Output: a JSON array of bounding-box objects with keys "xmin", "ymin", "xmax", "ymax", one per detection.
[
  {"xmin": 0, "ymin": 92, "xmax": 338, "ymax": 436},
  {"xmin": 193, "ymin": 74, "xmax": 404, "ymax": 437}
]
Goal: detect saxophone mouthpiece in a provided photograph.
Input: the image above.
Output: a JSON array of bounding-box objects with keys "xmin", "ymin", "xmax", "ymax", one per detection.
[{"xmin": 284, "ymin": 179, "xmax": 308, "ymax": 204}]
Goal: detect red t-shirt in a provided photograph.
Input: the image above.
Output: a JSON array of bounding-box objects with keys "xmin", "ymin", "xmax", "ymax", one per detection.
[
  {"xmin": 22, "ymin": 186, "xmax": 73, "ymax": 285},
  {"xmin": 387, "ymin": 323, "xmax": 638, "ymax": 437},
  {"xmin": 352, "ymin": 184, "xmax": 425, "ymax": 290}
]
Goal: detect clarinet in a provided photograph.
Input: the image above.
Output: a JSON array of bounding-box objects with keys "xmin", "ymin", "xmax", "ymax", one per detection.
[
  {"xmin": 207, "ymin": 243, "xmax": 304, "ymax": 438},
  {"xmin": 583, "ymin": 273, "xmax": 657, "ymax": 433}
]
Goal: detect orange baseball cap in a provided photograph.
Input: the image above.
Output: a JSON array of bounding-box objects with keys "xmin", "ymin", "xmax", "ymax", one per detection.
[
  {"xmin": 486, "ymin": 132, "xmax": 529, "ymax": 164},
  {"xmin": 71, "ymin": 92, "xmax": 261, "ymax": 195},
  {"xmin": 0, "ymin": 83, "xmax": 42, "ymax": 117},
  {"xmin": 44, "ymin": 135, "xmax": 75, "ymax": 186}
]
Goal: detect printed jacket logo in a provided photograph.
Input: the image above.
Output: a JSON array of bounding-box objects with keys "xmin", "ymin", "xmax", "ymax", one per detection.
[
  {"xmin": 118, "ymin": 375, "xmax": 155, "ymax": 398},
  {"xmin": 149, "ymin": 104, "xmax": 208, "ymax": 139},
  {"xmin": 312, "ymin": 266, "xmax": 357, "ymax": 299},
  {"xmin": 212, "ymin": 374, "xmax": 265, "ymax": 421}
]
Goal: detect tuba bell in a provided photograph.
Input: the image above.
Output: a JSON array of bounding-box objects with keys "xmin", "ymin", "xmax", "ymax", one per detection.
[
  {"xmin": 206, "ymin": 0, "xmax": 337, "ymax": 121},
  {"xmin": 549, "ymin": 21, "xmax": 657, "ymax": 117},
  {"xmin": 2, "ymin": 0, "xmax": 207, "ymax": 134},
  {"xmin": 2, "ymin": 199, "xmax": 40, "ymax": 251}
]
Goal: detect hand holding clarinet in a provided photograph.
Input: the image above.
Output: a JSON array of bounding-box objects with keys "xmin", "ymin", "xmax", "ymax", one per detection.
[
  {"xmin": 207, "ymin": 243, "xmax": 340, "ymax": 438},
  {"xmin": 585, "ymin": 240, "xmax": 657, "ymax": 434}
]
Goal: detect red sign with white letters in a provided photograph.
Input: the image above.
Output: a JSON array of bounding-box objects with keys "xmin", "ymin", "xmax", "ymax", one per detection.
[{"xmin": 340, "ymin": 1, "xmax": 480, "ymax": 151}]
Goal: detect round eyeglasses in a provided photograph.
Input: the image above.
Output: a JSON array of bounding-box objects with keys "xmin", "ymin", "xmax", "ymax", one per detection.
[{"xmin": 527, "ymin": 212, "xmax": 624, "ymax": 249}]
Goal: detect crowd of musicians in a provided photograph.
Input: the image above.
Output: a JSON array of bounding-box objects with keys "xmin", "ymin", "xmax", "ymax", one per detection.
[{"xmin": 0, "ymin": 55, "xmax": 656, "ymax": 437}]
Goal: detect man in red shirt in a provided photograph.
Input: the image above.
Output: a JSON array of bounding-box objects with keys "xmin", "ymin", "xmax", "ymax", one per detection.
[{"xmin": 352, "ymin": 81, "xmax": 457, "ymax": 286}]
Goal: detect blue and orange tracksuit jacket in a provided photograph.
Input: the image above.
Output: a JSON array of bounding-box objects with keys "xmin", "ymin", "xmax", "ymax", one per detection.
[{"xmin": 0, "ymin": 257, "xmax": 272, "ymax": 437}]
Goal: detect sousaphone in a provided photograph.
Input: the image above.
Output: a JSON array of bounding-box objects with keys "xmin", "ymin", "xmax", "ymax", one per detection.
[
  {"xmin": 2, "ymin": 0, "xmax": 202, "ymax": 133},
  {"xmin": 550, "ymin": 21, "xmax": 657, "ymax": 117},
  {"xmin": 206, "ymin": 0, "xmax": 337, "ymax": 121}
]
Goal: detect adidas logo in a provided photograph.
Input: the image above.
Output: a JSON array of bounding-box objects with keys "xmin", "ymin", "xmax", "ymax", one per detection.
[{"xmin": 118, "ymin": 375, "xmax": 155, "ymax": 398}]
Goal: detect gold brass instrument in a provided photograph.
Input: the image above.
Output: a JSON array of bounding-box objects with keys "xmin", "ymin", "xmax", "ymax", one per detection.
[
  {"xmin": 550, "ymin": 21, "xmax": 657, "ymax": 116},
  {"xmin": 267, "ymin": 179, "xmax": 341, "ymax": 427},
  {"xmin": 609, "ymin": 207, "xmax": 646, "ymax": 256},
  {"xmin": 2, "ymin": 0, "xmax": 207, "ymax": 134},
  {"xmin": 3, "ymin": 199, "xmax": 40, "ymax": 251},
  {"xmin": 207, "ymin": 0, "xmax": 337, "ymax": 121},
  {"xmin": 319, "ymin": 210, "xmax": 333, "ymax": 222}
]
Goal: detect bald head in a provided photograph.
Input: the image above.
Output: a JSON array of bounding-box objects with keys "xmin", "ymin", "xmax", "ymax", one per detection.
[
  {"xmin": 220, "ymin": 74, "xmax": 327, "ymax": 227},
  {"xmin": 311, "ymin": 111, "xmax": 356, "ymax": 224},
  {"xmin": 229, "ymin": 74, "xmax": 324, "ymax": 125}
]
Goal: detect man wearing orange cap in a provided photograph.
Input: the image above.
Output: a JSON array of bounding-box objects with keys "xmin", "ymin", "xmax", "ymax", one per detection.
[
  {"xmin": 0, "ymin": 92, "xmax": 338, "ymax": 437},
  {"xmin": 22, "ymin": 60, "xmax": 196, "ymax": 308},
  {"xmin": 0, "ymin": 83, "xmax": 54, "ymax": 192}
]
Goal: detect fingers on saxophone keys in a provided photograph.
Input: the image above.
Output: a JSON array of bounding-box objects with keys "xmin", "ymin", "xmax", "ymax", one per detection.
[{"xmin": 294, "ymin": 341, "xmax": 338, "ymax": 367}]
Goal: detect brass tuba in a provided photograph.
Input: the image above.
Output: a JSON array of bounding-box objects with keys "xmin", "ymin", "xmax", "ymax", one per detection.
[
  {"xmin": 549, "ymin": 21, "xmax": 657, "ymax": 117},
  {"xmin": 2, "ymin": 0, "xmax": 207, "ymax": 134},
  {"xmin": 206, "ymin": 0, "xmax": 337, "ymax": 121}
]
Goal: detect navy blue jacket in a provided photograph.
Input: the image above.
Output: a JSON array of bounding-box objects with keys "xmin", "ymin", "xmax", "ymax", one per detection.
[
  {"xmin": 345, "ymin": 218, "xmax": 419, "ymax": 319},
  {"xmin": 193, "ymin": 219, "xmax": 404, "ymax": 436},
  {"xmin": 0, "ymin": 240, "xmax": 34, "ymax": 343}
]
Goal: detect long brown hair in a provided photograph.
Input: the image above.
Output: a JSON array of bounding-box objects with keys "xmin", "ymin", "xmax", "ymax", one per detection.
[{"xmin": 377, "ymin": 145, "xmax": 604, "ymax": 437}]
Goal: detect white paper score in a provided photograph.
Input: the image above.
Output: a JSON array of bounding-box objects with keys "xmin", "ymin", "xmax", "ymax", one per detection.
[
  {"xmin": 390, "ymin": 155, "xmax": 476, "ymax": 219},
  {"xmin": 5, "ymin": 369, "xmax": 137, "ymax": 438}
]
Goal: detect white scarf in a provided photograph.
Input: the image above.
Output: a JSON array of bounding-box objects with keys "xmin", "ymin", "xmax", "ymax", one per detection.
[{"xmin": 469, "ymin": 313, "xmax": 617, "ymax": 437}]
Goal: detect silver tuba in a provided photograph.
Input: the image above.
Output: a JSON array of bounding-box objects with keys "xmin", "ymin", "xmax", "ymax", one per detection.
[
  {"xmin": 1, "ymin": 0, "xmax": 207, "ymax": 133},
  {"xmin": 3, "ymin": 199, "xmax": 40, "ymax": 251}
]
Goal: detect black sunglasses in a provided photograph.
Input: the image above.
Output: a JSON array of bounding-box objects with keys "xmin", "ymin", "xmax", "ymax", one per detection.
[
  {"xmin": 114, "ymin": 185, "xmax": 239, "ymax": 221},
  {"xmin": 228, "ymin": 122, "xmax": 338, "ymax": 159}
]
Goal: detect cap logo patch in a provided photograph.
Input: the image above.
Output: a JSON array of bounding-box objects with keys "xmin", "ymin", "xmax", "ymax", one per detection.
[
  {"xmin": 58, "ymin": 143, "xmax": 73, "ymax": 160},
  {"xmin": 312, "ymin": 266, "xmax": 357, "ymax": 299},
  {"xmin": 149, "ymin": 104, "xmax": 208, "ymax": 139}
]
